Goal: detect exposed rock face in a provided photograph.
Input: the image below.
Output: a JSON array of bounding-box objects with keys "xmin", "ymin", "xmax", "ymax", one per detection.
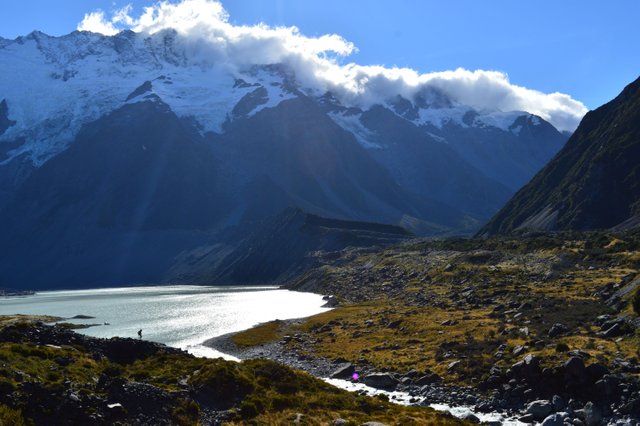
[
  {"xmin": 0, "ymin": 99, "xmax": 15, "ymax": 136},
  {"xmin": 481, "ymin": 76, "xmax": 640, "ymax": 235}
]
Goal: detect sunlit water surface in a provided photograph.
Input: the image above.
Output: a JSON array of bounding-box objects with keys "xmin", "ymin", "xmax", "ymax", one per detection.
[{"xmin": 0, "ymin": 285, "xmax": 330, "ymax": 359}]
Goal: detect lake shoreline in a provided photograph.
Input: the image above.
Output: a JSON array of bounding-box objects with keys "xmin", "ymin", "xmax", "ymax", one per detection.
[
  {"xmin": 203, "ymin": 319, "xmax": 526, "ymax": 424},
  {"xmin": 0, "ymin": 284, "xmax": 331, "ymax": 359}
]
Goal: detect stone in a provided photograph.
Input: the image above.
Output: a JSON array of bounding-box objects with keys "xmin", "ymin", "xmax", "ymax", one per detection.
[
  {"xmin": 322, "ymin": 295, "xmax": 340, "ymax": 308},
  {"xmin": 362, "ymin": 373, "xmax": 398, "ymax": 390},
  {"xmin": 459, "ymin": 412, "xmax": 480, "ymax": 423},
  {"xmin": 361, "ymin": 423, "xmax": 389, "ymax": 426},
  {"xmin": 564, "ymin": 357, "xmax": 587, "ymax": 386},
  {"xmin": 67, "ymin": 392, "xmax": 81, "ymax": 403},
  {"xmin": 330, "ymin": 363, "xmax": 356, "ymax": 379},
  {"xmin": 594, "ymin": 375, "xmax": 620, "ymax": 398},
  {"xmin": 387, "ymin": 319, "xmax": 402, "ymax": 329},
  {"xmin": 54, "ymin": 356, "xmax": 73, "ymax": 366},
  {"xmin": 575, "ymin": 402, "xmax": 601, "ymax": 426},
  {"xmin": 513, "ymin": 345, "xmax": 527, "ymax": 356},
  {"xmin": 518, "ymin": 302, "xmax": 533, "ymax": 311},
  {"xmin": 552, "ymin": 395, "xmax": 566, "ymax": 411},
  {"xmin": 602, "ymin": 322, "xmax": 629, "ymax": 338},
  {"xmin": 585, "ymin": 363, "xmax": 608, "ymax": 381},
  {"xmin": 527, "ymin": 400, "xmax": 554, "ymax": 420},
  {"xmin": 333, "ymin": 419, "xmax": 349, "ymax": 426},
  {"xmin": 415, "ymin": 373, "xmax": 441, "ymax": 386},
  {"xmin": 548, "ymin": 323, "xmax": 569, "ymax": 337},
  {"xmin": 542, "ymin": 413, "xmax": 568, "ymax": 426},
  {"xmin": 443, "ymin": 264, "xmax": 454, "ymax": 272},
  {"xmin": 519, "ymin": 413, "xmax": 536, "ymax": 423},
  {"xmin": 447, "ymin": 360, "xmax": 462, "ymax": 373},
  {"xmin": 524, "ymin": 354, "xmax": 540, "ymax": 367}
]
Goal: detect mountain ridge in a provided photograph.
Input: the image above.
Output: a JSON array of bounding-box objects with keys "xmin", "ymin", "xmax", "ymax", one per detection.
[
  {"xmin": 480, "ymin": 75, "xmax": 640, "ymax": 234},
  {"xmin": 0, "ymin": 29, "xmax": 574, "ymax": 288}
]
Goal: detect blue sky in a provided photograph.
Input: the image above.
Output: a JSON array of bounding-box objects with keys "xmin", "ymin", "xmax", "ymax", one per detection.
[{"xmin": 1, "ymin": 0, "xmax": 639, "ymax": 109}]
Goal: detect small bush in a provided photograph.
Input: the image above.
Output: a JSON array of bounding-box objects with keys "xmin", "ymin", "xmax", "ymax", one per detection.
[
  {"xmin": 171, "ymin": 399, "xmax": 200, "ymax": 425},
  {"xmin": 0, "ymin": 405, "xmax": 26, "ymax": 426},
  {"xmin": 103, "ymin": 365, "xmax": 123, "ymax": 377},
  {"xmin": 632, "ymin": 287, "xmax": 640, "ymax": 315},
  {"xmin": 191, "ymin": 362, "xmax": 254, "ymax": 405},
  {"xmin": 555, "ymin": 342, "xmax": 570, "ymax": 353},
  {"xmin": 239, "ymin": 399, "xmax": 260, "ymax": 418}
]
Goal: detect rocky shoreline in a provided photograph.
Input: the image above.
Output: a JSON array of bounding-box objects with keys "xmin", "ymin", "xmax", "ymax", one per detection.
[
  {"xmin": 205, "ymin": 321, "xmax": 510, "ymax": 421},
  {"xmin": 206, "ymin": 318, "xmax": 640, "ymax": 425}
]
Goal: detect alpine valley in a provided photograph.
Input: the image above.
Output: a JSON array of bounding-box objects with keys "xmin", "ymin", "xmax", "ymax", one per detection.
[
  {"xmin": 0, "ymin": 30, "xmax": 568, "ymax": 289},
  {"xmin": 1, "ymin": 3, "xmax": 640, "ymax": 425}
]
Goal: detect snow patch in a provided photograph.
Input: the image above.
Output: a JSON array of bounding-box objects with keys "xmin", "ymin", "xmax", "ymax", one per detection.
[
  {"xmin": 415, "ymin": 106, "xmax": 470, "ymax": 129},
  {"xmin": 328, "ymin": 111, "xmax": 381, "ymax": 149},
  {"xmin": 243, "ymin": 69, "xmax": 296, "ymax": 117},
  {"xmin": 472, "ymin": 110, "xmax": 526, "ymax": 131},
  {"xmin": 511, "ymin": 124, "xmax": 523, "ymax": 136},
  {"xmin": 427, "ymin": 132, "xmax": 447, "ymax": 143}
]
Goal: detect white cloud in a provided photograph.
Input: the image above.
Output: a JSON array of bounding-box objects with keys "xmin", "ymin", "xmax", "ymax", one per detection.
[
  {"xmin": 77, "ymin": 10, "xmax": 120, "ymax": 36},
  {"xmin": 77, "ymin": 0, "xmax": 587, "ymax": 131}
]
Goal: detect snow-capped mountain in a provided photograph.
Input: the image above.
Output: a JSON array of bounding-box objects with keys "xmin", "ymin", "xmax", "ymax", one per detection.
[
  {"xmin": 0, "ymin": 30, "xmax": 296, "ymax": 166},
  {"xmin": 0, "ymin": 30, "xmax": 569, "ymax": 288},
  {"xmin": 1, "ymin": 30, "xmax": 565, "ymax": 174}
]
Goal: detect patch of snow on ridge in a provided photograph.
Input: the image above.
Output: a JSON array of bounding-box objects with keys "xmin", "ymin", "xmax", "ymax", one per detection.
[
  {"xmin": 412, "ymin": 105, "xmax": 526, "ymax": 133},
  {"xmin": 144, "ymin": 69, "xmax": 254, "ymax": 132},
  {"xmin": 511, "ymin": 124, "xmax": 523, "ymax": 136},
  {"xmin": 244, "ymin": 69, "xmax": 296, "ymax": 117},
  {"xmin": 472, "ymin": 111, "xmax": 526, "ymax": 131},
  {"xmin": 427, "ymin": 132, "xmax": 447, "ymax": 143},
  {"xmin": 328, "ymin": 111, "xmax": 381, "ymax": 149},
  {"xmin": 415, "ymin": 106, "xmax": 470, "ymax": 129}
]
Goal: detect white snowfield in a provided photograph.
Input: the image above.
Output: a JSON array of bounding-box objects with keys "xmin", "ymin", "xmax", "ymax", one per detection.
[{"xmin": 0, "ymin": 30, "xmax": 543, "ymax": 167}]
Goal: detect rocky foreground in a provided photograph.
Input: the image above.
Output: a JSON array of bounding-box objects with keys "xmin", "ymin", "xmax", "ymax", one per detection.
[
  {"xmin": 0, "ymin": 315, "xmax": 464, "ymax": 425},
  {"xmin": 221, "ymin": 232, "xmax": 640, "ymax": 425}
]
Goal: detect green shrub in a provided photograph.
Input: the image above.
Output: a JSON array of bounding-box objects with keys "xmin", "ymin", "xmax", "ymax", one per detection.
[
  {"xmin": 270, "ymin": 394, "xmax": 297, "ymax": 410},
  {"xmin": 103, "ymin": 365, "xmax": 123, "ymax": 377},
  {"xmin": 171, "ymin": 399, "xmax": 200, "ymax": 425},
  {"xmin": 0, "ymin": 405, "xmax": 26, "ymax": 426},
  {"xmin": 239, "ymin": 399, "xmax": 260, "ymax": 418},
  {"xmin": 191, "ymin": 362, "xmax": 254, "ymax": 405},
  {"xmin": 555, "ymin": 342, "xmax": 570, "ymax": 353},
  {"xmin": 249, "ymin": 360, "xmax": 304, "ymax": 394}
]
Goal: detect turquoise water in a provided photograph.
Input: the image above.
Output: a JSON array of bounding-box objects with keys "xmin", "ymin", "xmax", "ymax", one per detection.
[{"xmin": 0, "ymin": 285, "xmax": 330, "ymax": 359}]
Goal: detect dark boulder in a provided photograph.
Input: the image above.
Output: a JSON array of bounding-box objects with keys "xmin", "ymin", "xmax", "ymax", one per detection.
[
  {"xmin": 330, "ymin": 363, "xmax": 356, "ymax": 380},
  {"xmin": 526, "ymin": 400, "xmax": 553, "ymax": 420},
  {"xmin": 585, "ymin": 363, "xmax": 609, "ymax": 382},
  {"xmin": 362, "ymin": 373, "xmax": 398, "ymax": 390},
  {"xmin": 548, "ymin": 323, "xmax": 569, "ymax": 338},
  {"xmin": 564, "ymin": 357, "xmax": 587, "ymax": 387}
]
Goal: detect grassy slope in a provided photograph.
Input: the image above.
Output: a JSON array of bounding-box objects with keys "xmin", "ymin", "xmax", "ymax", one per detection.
[
  {"xmin": 0, "ymin": 316, "xmax": 463, "ymax": 426},
  {"xmin": 237, "ymin": 233, "xmax": 640, "ymax": 386}
]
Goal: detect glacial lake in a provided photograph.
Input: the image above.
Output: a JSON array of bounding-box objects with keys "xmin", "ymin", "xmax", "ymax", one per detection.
[{"xmin": 0, "ymin": 285, "xmax": 331, "ymax": 359}]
